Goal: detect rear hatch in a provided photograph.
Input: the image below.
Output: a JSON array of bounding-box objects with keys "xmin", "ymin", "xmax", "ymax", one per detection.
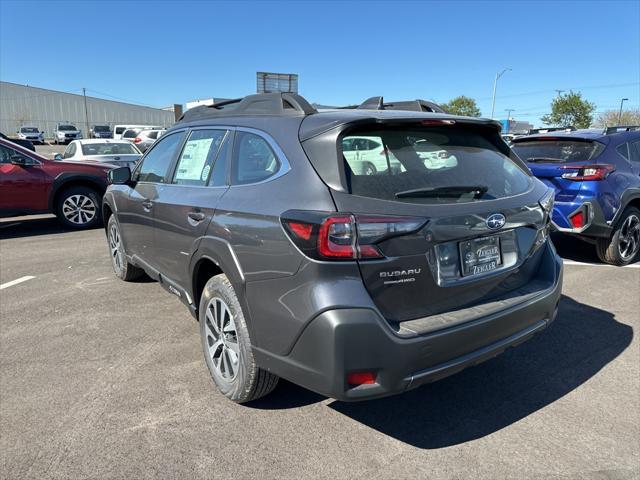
[
  {"xmin": 510, "ymin": 136, "xmax": 606, "ymax": 202},
  {"xmin": 299, "ymin": 118, "xmax": 553, "ymax": 330}
]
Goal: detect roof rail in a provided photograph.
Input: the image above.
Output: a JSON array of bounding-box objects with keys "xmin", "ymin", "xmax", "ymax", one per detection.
[
  {"xmin": 527, "ymin": 126, "xmax": 576, "ymax": 135},
  {"xmin": 341, "ymin": 96, "xmax": 446, "ymax": 113},
  {"xmin": 177, "ymin": 93, "xmax": 317, "ymax": 123},
  {"xmin": 605, "ymin": 125, "xmax": 640, "ymax": 134}
]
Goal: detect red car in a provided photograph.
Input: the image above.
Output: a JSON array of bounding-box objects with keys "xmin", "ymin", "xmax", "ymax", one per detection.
[{"xmin": 0, "ymin": 137, "xmax": 112, "ymax": 228}]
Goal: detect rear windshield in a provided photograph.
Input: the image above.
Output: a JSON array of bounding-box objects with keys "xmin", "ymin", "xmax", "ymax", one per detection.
[
  {"xmin": 81, "ymin": 143, "xmax": 138, "ymax": 155},
  {"xmin": 341, "ymin": 127, "xmax": 531, "ymax": 204},
  {"xmin": 94, "ymin": 125, "xmax": 110, "ymax": 132},
  {"xmin": 122, "ymin": 129, "xmax": 141, "ymax": 138},
  {"xmin": 511, "ymin": 139, "xmax": 605, "ymax": 164}
]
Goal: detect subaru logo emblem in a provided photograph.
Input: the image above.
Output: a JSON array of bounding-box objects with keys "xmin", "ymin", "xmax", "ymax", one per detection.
[{"xmin": 486, "ymin": 213, "xmax": 506, "ymax": 230}]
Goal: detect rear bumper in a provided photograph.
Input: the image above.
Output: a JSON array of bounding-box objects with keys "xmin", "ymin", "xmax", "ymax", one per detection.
[
  {"xmin": 254, "ymin": 242, "xmax": 563, "ymax": 401},
  {"xmin": 551, "ymin": 200, "xmax": 612, "ymax": 238}
]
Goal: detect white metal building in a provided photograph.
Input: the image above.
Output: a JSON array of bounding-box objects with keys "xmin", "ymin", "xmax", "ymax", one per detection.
[{"xmin": 0, "ymin": 81, "xmax": 176, "ymax": 137}]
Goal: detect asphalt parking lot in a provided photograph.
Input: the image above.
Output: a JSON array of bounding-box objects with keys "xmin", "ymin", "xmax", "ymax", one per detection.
[{"xmin": 0, "ymin": 215, "xmax": 638, "ymax": 479}]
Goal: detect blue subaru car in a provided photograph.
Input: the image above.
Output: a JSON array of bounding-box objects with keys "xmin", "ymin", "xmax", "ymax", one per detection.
[{"xmin": 511, "ymin": 127, "xmax": 640, "ymax": 265}]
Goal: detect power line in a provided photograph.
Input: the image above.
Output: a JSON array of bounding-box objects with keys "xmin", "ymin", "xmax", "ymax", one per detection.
[
  {"xmin": 475, "ymin": 81, "xmax": 640, "ymax": 101},
  {"xmin": 85, "ymin": 89, "xmax": 158, "ymax": 108}
]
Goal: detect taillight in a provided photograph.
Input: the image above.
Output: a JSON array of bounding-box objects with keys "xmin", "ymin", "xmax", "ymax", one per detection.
[
  {"xmin": 347, "ymin": 372, "xmax": 376, "ymax": 386},
  {"xmin": 281, "ymin": 211, "xmax": 426, "ymax": 261},
  {"xmin": 134, "ymin": 137, "xmax": 142, "ymax": 143},
  {"xmin": 570, "ymin": 210, "xmax": 585, "ymax": 228},
  {"xmin": 560, "ymin": 164, "xmax": 614, "ymax": 181}
]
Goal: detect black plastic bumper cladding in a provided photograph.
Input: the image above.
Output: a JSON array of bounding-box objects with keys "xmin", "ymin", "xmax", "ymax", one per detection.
[{"xmin": 252, "ymin": 242, "xmax": 562, "ymax": 401}]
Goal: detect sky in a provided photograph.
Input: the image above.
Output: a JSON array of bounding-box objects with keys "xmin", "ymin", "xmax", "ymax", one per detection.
[{"xmin": 1, "ymin": 0, "xmax": 638, "ymax": 126}]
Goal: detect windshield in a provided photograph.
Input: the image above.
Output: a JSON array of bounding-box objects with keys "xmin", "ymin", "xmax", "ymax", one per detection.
[
  {"xmin": 341, "ymin": 127, "xmax": 531, "ymax": 204},
  {"xmin": 511, "ymin": 139, "xmax": 605, "ymax": 163},
  {"xmin": 94, "ymin": 126, "xmax": 110, "ymax": 132},
  {"xmin": 81, "ymin": 143, "xmax": 139, "ymax": 155},
  {"xmin": 59, "ymin": 125, "xmax": 76, "ymax": 131},
  {"xmin": 21, "ymin": 127, "xmax": 39, "ymax": 133}
]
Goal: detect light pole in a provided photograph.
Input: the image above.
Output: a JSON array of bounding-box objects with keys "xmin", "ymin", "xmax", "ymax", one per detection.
[
  {"xmin": 505, "ymin": 109, "xmax": 515, "ymax": 132},
  {"xmin": 617, "ymin": 98, "xmax": 628, "ymax": 125},
  {"xmin": 490, "ymin": 68, "xmax": 511, "ymax": 119}
]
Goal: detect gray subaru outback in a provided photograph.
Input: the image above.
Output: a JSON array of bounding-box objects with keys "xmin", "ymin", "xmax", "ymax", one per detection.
[{"xmin": 102, "ymin": 93, "xmax": 563, "ymax": 403}]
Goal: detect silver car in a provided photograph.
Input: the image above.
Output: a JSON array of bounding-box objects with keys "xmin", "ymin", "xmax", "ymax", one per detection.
[
  {"xmin": 133, "ymin": 129, "xmax": 165, "ymax": 152},
  {"xmin": 17, "ymin": 126, "xmax": 44, "ymax": 144},
  {"xmin": 55, "ymin": 139, "xmax": 142, "ymax": 169}
]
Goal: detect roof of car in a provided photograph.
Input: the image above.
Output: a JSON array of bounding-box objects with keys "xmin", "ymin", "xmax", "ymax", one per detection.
[
  {"xmin": 512, "ymin": 128, "xmax": 640, "ymax": 143},
  {"xmin": 172, "ymin": 93, "xmax": 501, "ymax": 141},
  {"xmin": 74, "ymin": 139, "xmax": 131, "ymax": 144}
]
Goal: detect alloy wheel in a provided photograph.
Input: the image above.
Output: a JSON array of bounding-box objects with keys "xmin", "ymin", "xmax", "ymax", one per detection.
[
  {"xmin": 109, "ymin": 223, "xmax": 124, "ymax": 274},
  {"xmin": 204, "ymin": 297, "xmax": 240, "ymax": 382},
  {"xmin": 618, "ymin": 214, "xmax": 640, "ymax": 260},
  {"xmin": 62, "ymin": 194, "xmax": 96, "ymax": 225}
]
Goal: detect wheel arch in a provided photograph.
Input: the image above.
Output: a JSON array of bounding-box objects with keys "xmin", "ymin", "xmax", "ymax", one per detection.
[
  {"xmin": 190, "ymin": 238, "xmax": 248, "ymax": 324},
  {"xmin": 48, "ymin": 173, "xmax": 108, "ymax": 212},
  {"xmin": 612, "ymin": 188, "xmax": 640, "ymax": 226}
]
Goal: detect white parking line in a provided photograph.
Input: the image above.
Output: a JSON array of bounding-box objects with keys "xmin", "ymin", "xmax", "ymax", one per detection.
[
  {"xmin": 0, "ymin": 276, "xmax": 36, "ymax": 290},
  {"xmin": 562, "ymin": 259, "xmax": 640, "ymax": 269}
]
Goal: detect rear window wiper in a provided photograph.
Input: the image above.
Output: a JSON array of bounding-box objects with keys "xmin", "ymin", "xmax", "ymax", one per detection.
[
  {"xmin": 525, "ymin": 157, "xmax": 566, "ymax": 163},
  {"xmin": 395, "ymin": 185, "xmax": 488, "ymax": 199}
]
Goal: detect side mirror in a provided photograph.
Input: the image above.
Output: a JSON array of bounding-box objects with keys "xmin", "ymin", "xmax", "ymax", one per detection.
[
  {"xmin": 10, "ymin": 155, "xmax": 27, "ymax": 166},
  {"xmin": 108, "ymin": 166, "xmax": 132, "ymax": 185},
  {"xmin": 53, "ymin": 153, "xmax": 63, "ymax": 161}
]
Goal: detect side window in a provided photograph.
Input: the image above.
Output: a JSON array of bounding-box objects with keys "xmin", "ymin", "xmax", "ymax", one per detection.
[
  {"xmin": 209, "ymin": 132, "xmax": 232, "ymax": 187},
  {"xmin": 172, "ymin": 129, "xmax": 227, "ymax": 186},
  {"xmin": 136, "ymin": 131, "xmax": 186, "ymax": 183},
  {"xmin": 0, "ymin": 145, "xmax": 15, "ymax": 163},
  {"xmin": 232, "ymin": 132, "xmax": 280, "ymax": 185},
  {"xmin": 630, "ymin": 140, "xmax": 640, "ymax": 164},
  {"xmin": 616, "ymin": 143, "xmax": 629, "ymax": 160},
  {"xmin": 63, "ymin": 143, "xmax": 75, "ymax": 159}
]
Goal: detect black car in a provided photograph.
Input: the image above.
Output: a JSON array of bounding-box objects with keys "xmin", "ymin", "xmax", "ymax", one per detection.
[
  {"xmin": 103, "ymin": 93, "xmax": 563, "ymax": 403},
  {"xmin": 0, "ymin": 132, "xmax": 34, "ymax": 151}
]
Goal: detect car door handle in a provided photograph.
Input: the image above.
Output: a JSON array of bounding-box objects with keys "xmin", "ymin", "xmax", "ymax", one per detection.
[
  {"xmin": 142, "ymin": 200, "xmax": 153, "ymax": 210},
  {"xmin": 188, "ymin": 211, "xmax": 206, "ymax": 222}
]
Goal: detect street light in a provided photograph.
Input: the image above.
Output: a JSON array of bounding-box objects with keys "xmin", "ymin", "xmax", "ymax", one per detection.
[
  {"xmin": 617, "ymin": 98, "xmax": 629, "ymax": 125},
  {"xmin": 490, "ymin": 68, "xmax": 511, "ymax": 119}
]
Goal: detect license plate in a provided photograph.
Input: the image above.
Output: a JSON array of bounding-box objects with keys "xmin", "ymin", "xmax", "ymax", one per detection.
[{"xmin": 459, "ymin": 235, "xmax": 502, "ymax": 277}]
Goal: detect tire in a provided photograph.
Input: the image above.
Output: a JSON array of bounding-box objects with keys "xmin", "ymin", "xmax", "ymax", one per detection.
[
  {"xmin": 107, "ymin": 215, "xmax": 145, "ymax": 281},
  {"xmin": 596, "ymin": 206, "xmax": 640, "ymax": 266},
  {"xmin": 55, "ymin": 186, "xmax": 102, "ymax": 229},
  {"xmin": 363, "ymin": 162, "xmax": 377, "ymax": 176},
  {"xmin": 199, "ymin": 274, "xmax": 278, "ymax": 403}
]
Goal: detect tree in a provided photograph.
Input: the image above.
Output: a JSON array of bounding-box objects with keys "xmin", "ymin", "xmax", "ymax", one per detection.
[
  {"xmin": 541, "ymin": 91, "xmax": 595, "ymax": 129},
  {"xmin": 593, "ymin": 109, "xmax": 640, "ymax": 127},
  {"xmin": 441, "ymin": 96, "xmax": 481, "ymax": 117}
]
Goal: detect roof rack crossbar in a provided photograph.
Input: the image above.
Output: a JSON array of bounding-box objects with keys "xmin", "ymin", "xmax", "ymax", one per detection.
[
  {"xmin": 342, "ymin": 96, "xmax": 445, "ymax": 113},
  {"xmin": 605, "ymin": 125, "xmax": 640, "ymax": 134},
  {"xmin": 527, "ymin": 126, "xmax": 576, "ymax": 135},
  {"xmin": 177, "ymin": 93, "xmax": 317, "ymax": 123}
]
